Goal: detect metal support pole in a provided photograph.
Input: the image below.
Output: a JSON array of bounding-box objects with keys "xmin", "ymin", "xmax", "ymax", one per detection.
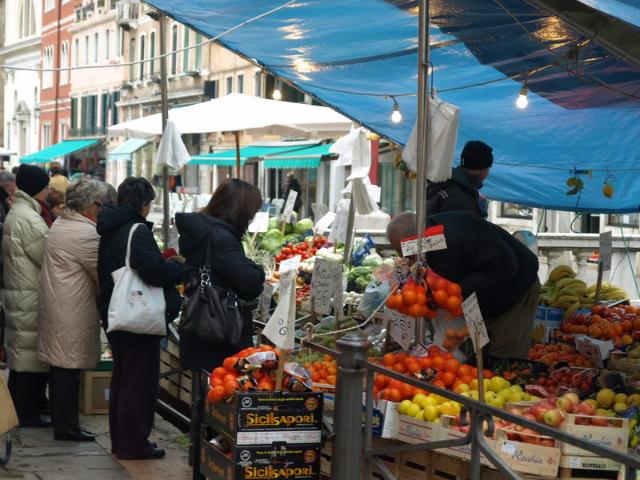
[
  {"xmin": 190, "ymin": 371, "xmax": 204, "ymax": 480},
  {"xmin": 331, "ymin": 332, "xmax": 372, "ymax": 480},
  {"xmin": 414, "ymin": 0, "xmax": 431, "ymax": 345},
  {"xmin": 342, "ymin": 196, "xmax": 356, "ymax": 265},
  {"xmin": 158, "ymin": 14, "xmax": 170, "ymax": 247}
]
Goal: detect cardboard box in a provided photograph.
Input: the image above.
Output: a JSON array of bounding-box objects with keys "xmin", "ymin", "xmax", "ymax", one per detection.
[
  {"xmin": 79, "ymin": 370, "xmax": 111, "ymax": 415},
  {"xmin": 363, "ymin": 397, "xmax": 399, "ymax": 439},
  {"xmin": 535, "ymin": 306, "xmax": 566, "ymax": 322},
  {"xmin": 204, "ymin": 391, "xmax": 323, "ymax": 445},
  {"xmin": 200, "ymin": 436, "xmax": 321, "ymax": 480},
  {"xmin": 395, "ymin": 414, "xmax": 442, "ymax": 444},
  {"xmin": 560, "ymin": 413, "xmax": 628, "ymax": 456},
  {"xmin": 495, "ymin": 429, "xmax": 560, "ymax": 477},
  {"xmin": 575, "ymin": 336, "xmax": 614, "ymax": 368}
]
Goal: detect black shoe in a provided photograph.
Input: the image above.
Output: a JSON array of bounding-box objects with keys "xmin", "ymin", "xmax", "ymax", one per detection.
[
  {"xmin": 54, "ymin": 430, "xmax": 96, "ymax": 442},
  {"xmin": 20, "ymin": 416, "xmax": 52, "ymax": 428},
  {"xmin": 116, "ymin": 447, "xmax": 166, "ymax": 460}
]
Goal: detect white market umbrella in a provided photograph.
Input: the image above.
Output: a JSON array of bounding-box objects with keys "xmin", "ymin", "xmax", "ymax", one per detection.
[
  {"xmin": 0, "ymin": 147, "xmax": 16, "ymax": 156},
  {"xmin": 108, "ymin": 93, "xmax": 355, "ymax": 176}
]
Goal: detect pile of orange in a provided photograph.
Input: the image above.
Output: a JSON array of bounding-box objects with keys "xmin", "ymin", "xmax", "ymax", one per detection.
[
  {"xmin": 386, "ymin": 271, "xmax": 464, "ymax": 319},
  {"xmin": 207, "ymin": 345, "xmax": 280, "ymax": 404},
  {"xmin": 304, "ymin": 355, "xmax": 338, "ymax": 386},
  {"xmin": 527, "ymin": 343, "xmax": 594, "ymax": 368},
  {"xmin": 374, "ymin": 347, "xmax": 491, "ymax": 400}
]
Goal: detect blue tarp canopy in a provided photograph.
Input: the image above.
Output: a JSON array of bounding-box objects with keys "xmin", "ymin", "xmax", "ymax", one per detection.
[
  {"xmin": 20, "ymin": 139, "xmax": 100, "ymax": 164},
  {"xmin": 108, "ymin": 138, "xmax": 148, "ymax": 161},
  {"xmin": 145, "ymin": 0, "xmax": 640, "ymax": 213}
]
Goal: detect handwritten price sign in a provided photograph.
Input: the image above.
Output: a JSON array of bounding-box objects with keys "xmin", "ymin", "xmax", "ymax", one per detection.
[
  {"xmin": 281, "ymin": 190, "xmax": 298, "ymax": 224},
  {"xmin": 385, "ymin": 308, "xmax": 415, "ymax": 351},
  {"xmin": 400, "ymin": 225, "xmax": 447, "ymax": 257},
  {"xmin": 256, "ymin": 282, "xmax": 276, "ymax": 322},
  {"xmin": 462, "ymin": 292, "xmax": 489, "ymax": 352},
  {"xmin": 311, "ymin": 258, "xmax": 343, "ymax": 315},
  {"xmin": 262, "ymin": 269, "xmax": 296, "ymax": 349}
]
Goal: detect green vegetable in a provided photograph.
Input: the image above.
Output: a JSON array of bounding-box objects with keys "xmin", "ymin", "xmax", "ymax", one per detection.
[
  {"xmin": 294, "ymin": 218, "xmax": 314, "ymax": 234},
  {"xmin": 346, "ymin": 266, "xmax": 373, "ymax": 282},
  {"xmin": 362, "ymin": 253, "xmax": 383, "ymax": 268},
  {"xmin": 268, "ymin": 217, "xmax": 279, "ymax": 230},
  {"xmin": 260, "ymin": 228, "xmax": 285, "ymax": 254}
]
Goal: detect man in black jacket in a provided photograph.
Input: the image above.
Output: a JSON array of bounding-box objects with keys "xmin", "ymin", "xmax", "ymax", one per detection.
[
  {"xmin": 97, "ymin": 177, "xmax": 183, "ymax": 460},
  {"xmin": 387, "ymin": 211, "xmax": 540, "ymax": 359},
  {"xmin": 426, "ymin": 140, "xmax": 493, "ymax": 217}
]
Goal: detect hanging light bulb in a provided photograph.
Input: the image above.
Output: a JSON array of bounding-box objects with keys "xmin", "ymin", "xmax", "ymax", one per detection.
[
  {"xmin": 391, "ymin": 100, "xmax": 402, "ymax": 123},
  {"xmin": 272, "ymin": 87, "xmax": 282, "ymax": 100},
  {"xmin": 516, "ymin": 84, "xmax": 529, "ymax": 109}
]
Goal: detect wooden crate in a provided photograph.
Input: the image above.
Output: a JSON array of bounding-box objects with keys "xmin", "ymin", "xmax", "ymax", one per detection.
[
  {"xmin": 79, "ymin": 370, "xmax": 111, "ymax": 415},
  {"xmin": 159, "ymin": 345, "xmax": 192, "ymax": 409}
]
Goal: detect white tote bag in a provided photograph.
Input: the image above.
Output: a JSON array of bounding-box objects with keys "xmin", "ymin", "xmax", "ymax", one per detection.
[{"xmin": 107, "ymin": 223, "xmax": 167, "ymax": 336}]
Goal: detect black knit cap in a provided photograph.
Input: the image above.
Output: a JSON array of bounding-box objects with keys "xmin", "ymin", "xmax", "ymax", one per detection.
[
  {"xmin": 460, "ymin": 140, "xmax": 493, "ymax": 170},
  {"xmin": 16, "ymin": 164, "xmax": 50, "ymax": 198}
]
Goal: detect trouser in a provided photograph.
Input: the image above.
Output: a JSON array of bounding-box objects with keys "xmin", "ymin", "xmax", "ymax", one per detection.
[
  {"xmin": 8, "ymin": 370, "xmax": 49, "ymax": 424},
  {"xmin": 109, "ymin": 338, "xmax": 160, "ymax": 455},
  {"xmin": 486, "ymin": 280, "xmax": 541, "ymax": 359},
  {"xmin": 49, "ymin": 366, "xmax": 80, "ymax": 434}
]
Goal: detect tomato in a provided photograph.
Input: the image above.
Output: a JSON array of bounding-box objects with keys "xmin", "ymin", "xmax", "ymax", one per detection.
[
  {"xmin": 374, "ymin": 374, "xmax": 390, "ymax": 389},
  {"xmin": 418, "ymin": 357, "xmax": 433, "ymax": 368},
  {"xmin": 282, "ymin": 248, "xmax": 292, "ymax": 255},
  {"xmin": 222, "ymin": 374, "xmax": 237, "ymax": 384},
  {"xmin": 435, "ymin": 278, "xmax": 449, "ymax": 291},
  {"xmin": 407, "ymin": 303, "xmax": 422, "ymax": 317}
]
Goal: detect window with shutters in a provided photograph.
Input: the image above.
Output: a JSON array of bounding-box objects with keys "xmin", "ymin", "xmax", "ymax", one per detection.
[
  {"xmin": 149, "ymin": 31, "xmax": 156, "ymax": 75},
  {"xmin": 237, "ymin": 74, "xmax": 244, "ymax": 94},
  {"xmin": 194, "ymin": 33, "xmax": 202, "ymax": 71},
  {"xmin": 60, "ymin": 42, "xmax": 69, "ymax": 85},
  {"xmin": 182, "ymin": 28, "xmax": 190, "ymax": 72},
  {"xmin": 171, "ymin": 25, "xmax": 178, "ymax": 75},
  {"xmin": 139, "ymin": 34, "xmax": 146, "ymax": 80}
]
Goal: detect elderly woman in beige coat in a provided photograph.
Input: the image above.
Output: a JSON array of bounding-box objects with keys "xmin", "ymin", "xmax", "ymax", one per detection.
[{"xmin": 38, "ymin": 178, "xmax": 107, "ymax": 442}]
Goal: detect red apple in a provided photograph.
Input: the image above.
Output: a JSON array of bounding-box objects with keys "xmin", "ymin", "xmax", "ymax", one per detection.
[
  {"xmin": 543, "ymin": 408, "xmax": 565, "ymax": 427},
  {"xmin": 563, "ymin": 393, "xmax": 580, "ymax": 408},
  {"xmin": 506, "ymin": 431, "xmax": 520, "ymax": 441},
  {"xmin": 557, "ymin": 397, "xmax": 575, "ymax": 413},
  {"xmin": 540, "ymin": 439, "xmax": 555, "ymax": 447},
  {"xmin": 530, "ymin": 404, "xmax": 547, "ymax": 422}
]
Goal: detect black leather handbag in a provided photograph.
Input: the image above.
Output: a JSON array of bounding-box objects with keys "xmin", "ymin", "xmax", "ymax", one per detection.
[{"xmin": 178, "ymin": 237, "xmax": 243, "ymax": 348}]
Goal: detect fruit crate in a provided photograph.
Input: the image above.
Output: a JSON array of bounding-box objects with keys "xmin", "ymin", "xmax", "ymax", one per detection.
[
  {"xmin": 559, "ymin": 413, "xmax": 628, "ymax": 456},
  {"xmin": 494, "ymin": 429, "xmax": 561, "ymax": 477},
  {"xmin": 608, "ymin": 350, "xmax": 640, "ymax": 377}
]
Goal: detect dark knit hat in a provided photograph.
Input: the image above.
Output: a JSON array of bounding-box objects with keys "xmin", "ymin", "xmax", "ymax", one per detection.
[
  {"xmin": 16, "ymin": 164, "xmax": 50, "ymax": 198},
  {"xmin": 461, "ymin": 140, "xmax": 493, "ymax": 170}
]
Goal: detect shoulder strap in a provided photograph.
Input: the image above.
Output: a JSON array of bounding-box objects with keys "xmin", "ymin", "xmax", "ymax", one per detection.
[{"xmin": 125, "ymin": 223, "xmax": 142, "ymax": 268}]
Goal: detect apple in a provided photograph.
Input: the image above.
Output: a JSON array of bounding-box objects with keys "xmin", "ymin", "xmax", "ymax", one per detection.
[
  {"xmin": 563, "ymin": 392, "xmax": 580, "ymax": 408},
  {"xmin": 575, "ymin": 416, "xmax": 591, "ymax": 426},
  {"xmin": 543, "ymin": 408, "xmax": 565, "ymax": 428},
  {"xmin": 530, "ymin": 404, "xmax": 548, "ymax": 422},
  {"xmin": 577, "ymin": 401, "xmax": 596, "ymax": 416},
  {"xmin": 540, "ymin": 438, "xmax": 555, "ymax": 447},
  {"xmin": 506, "ymin": 431, "xmax": 520, "ymax": 441},
  {"xmin": 591, "ymin": 416, "xmax": 609, "ymax": 427},
  {"xmin": 557, "ymin": 397, "xmax": 575, "ymax": 413}
]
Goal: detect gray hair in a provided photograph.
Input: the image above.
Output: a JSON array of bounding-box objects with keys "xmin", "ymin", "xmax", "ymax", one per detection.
[
  {"xmin": 65, "ymin": 178, "xmax": 107, "ymax": 213},
  {"xmin": 101, "ymin": 182, "xmax": 117, "ymax": 206},
  {"xmin": 0, "ymin": 171, "xmax": 15, "ymax": 188},
  {"xmin": 387, "ymin": 211, "xmax": 417, "ymax": 240}
]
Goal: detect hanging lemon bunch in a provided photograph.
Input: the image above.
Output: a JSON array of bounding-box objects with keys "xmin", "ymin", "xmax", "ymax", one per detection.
[
  {"xmin": 393, "ymin": 151, "xmax": 417, "ymax": 180},
  {"xmin": 603, "ymin": 174, "xmax": 615, "ymax": 199},
  {"xmin": 565, "ymin": 176, "xmax": 584, "ymax": 196}
]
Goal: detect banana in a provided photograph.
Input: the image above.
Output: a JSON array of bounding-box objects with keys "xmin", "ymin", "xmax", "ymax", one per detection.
[
  {"xmin": 552, "ymin": 295, "xmax": 580, "ymax": 308},
  {"xmin": 549, "ymin": 265, "xmax": 576, "ymax": 283},
  {"xmin": 563, "ymin": 303, "xmax": 580, "ymax": 322},
  {"xmin": 557, "ymin": 288, "xmax": 583, "ymax": 298},
  {"xmin": 556, "ymin": 278, "xmax": 586, "ymax": 290}
]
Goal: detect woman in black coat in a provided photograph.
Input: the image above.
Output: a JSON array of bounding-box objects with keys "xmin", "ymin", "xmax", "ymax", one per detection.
[
  {"xmin": 97, "ymin": 177, "xmax": 183, "ymax": 460},
  {"xmin": 176, "ymin": 179, "xmax": 265, "ymax": 371}
]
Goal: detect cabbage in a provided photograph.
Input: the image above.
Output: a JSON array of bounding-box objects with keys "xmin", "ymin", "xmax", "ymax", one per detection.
[
  {"xmin": 294, "ymin": 218, "xmax": 314, "ymax": 235},
  {"xmin": 268, "ymin": 217, "xmax": 279, "ymax": 230},
  {"xmin": 362, "ymin": 253, "xmax": 383, "ymax": 268},
  {"xmin": 260, "ymin": 229, "xmax": 285, "ymax": 254}
]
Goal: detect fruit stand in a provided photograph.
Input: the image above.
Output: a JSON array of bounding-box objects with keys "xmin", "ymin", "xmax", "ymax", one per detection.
[{"xmin": 190, "ymin": 212, "xmax": 640, "ymax": 480}]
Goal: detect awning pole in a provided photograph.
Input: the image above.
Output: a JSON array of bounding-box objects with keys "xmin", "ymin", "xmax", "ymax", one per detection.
[
  {"xmin": 159, "ymin": 13, "xmax": 170, "ymax": 248},
  {"xmin": 234, "ymin": 131, "xmax": 242, "ymax": 179},
  {"xmin": 415, "ymin": 0, "xmax": 431, "ymax": 346}
]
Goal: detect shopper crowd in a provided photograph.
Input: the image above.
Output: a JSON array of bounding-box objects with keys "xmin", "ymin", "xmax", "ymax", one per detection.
[{"xmin": 0, "ymin": 165, "xmax": 265, "ymax": 461}]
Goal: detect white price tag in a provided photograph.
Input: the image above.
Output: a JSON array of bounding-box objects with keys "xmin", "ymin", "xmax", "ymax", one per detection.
[
  {"xmin": 462, "ymin": 293, "xmax": 489, "ymax": 352},
  {"xmin": 258, "ymin": 282, "xmax": 276, "ymax": 322},
  {"xmin": 328, "ymin": 200, "xmax": 350, "ymax": 245},
  {"xmin": 501, "ymin": 441, "xmax": 516, "ymax": 456},
  {"xmin": 599, "ymin": 231, "xmax": 612, "ymax": 272},
  {"xmin": 311, "ymin": 258, "xmax": 343, "ymax": 315},
  {"xmin": 400, "ymin": 227, "xmax": 447, "ymax": 257},
  {"xmin": 314, "ymin": 211, "xmax": 336, "ymax": 235},
  {"xmin": 262, "ymin": 269, "xmax": 296, "ymax": 349},
  {"xmin": 248, "ymin": 212, "xmax": 270, "ymax": 233},
  {"xmin": 279, "ymin": 255, "xmax": 301, "ymax": 273},
  {"xmin": 281, "ymin": 190, "xmax": 298, "ymax": 224},
  {"xmin": 385, "ymin": 308, "xmax": 415, "ymax": 351}
]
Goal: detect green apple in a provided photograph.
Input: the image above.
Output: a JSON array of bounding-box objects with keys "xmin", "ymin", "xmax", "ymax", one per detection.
[{"xmin": 488, "ymin": 376, "xmax": 509, "ymax": 393}]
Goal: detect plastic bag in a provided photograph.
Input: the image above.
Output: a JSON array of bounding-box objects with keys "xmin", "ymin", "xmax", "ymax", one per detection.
[
  {"xmin": 431, "ymin": 309, "xmax": 468, "ymax": 363},
  {"xmin": 358, "ymin": 279, "xmax": 391, "ymax": 318},
  {"xmin": 351, "ymin": 235, "xmax": 375, "ymax": 266}
]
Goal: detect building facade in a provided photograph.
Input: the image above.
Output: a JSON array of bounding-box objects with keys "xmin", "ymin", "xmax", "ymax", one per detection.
[
  {"xmin": 0, "ymin": 0, "xmax": 42, "ymax": 165},
  {"xmin": 39, "ymin": 0, "xmax": 76, "ymax": 149}
]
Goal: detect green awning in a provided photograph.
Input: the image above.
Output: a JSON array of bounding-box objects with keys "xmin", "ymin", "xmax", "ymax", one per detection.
[
  {"xmin": 263, "ymin": 143, "xmax": 334, "ymax": 169},
  {"xmin": 108, "ymin": 138, "xmax": 149, "ymax": 161},
  {"xmin": 190, "ymin": 144, "xmax": 319, "ymax": 166},
  {"xmin": 20, "ymin": 139, "xmax": 100, "ymax": 164}
]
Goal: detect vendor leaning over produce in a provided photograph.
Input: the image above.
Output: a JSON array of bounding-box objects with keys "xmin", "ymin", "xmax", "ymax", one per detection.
[{"xmin": 386, "ymin": 211, "xmax": 540, "ymax": 359}]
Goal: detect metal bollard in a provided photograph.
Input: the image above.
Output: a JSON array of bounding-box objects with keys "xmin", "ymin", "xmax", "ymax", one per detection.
[{"xmin": 331, "ymin": 332, "xmax": 372, "ymax": 480}]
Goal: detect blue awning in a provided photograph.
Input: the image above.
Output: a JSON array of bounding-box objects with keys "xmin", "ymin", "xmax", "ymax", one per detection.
[
  {"xmin": 108, "ymin": 138, "xmax": 149, "ymax": 161},
  {"xmin": 143, "ymin": 0, "xmax": 640, "ymax": 213},
  {"xmin": 20, "ymin": 139, "xmax": 100, "ymax": 164},
  {"xmin": 190, "ymin": 144, "xmax": 319, "ymax": 166},
  {"xmin": 263, "ymin": 144, "xmax": 334, "ymax": 169}
]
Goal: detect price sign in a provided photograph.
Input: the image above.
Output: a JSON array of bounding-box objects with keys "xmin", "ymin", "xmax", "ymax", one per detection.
[
  {"xmin": 311, "ymin": 258, "xmax": 343, "ymax": 315},
  {"xmin": 248, "ymin": 212, "xmax": 270, "ymax": 233},
  {"xmin": 281, "ymin": 190, "xmax": 298, "ymax": 224},
  {"xmin": 314, "ymin": 211, "xmax": 336, "ymax": 235},
  {"xmin": 328, "ymin": 200, "xmax": 350, "ymax": 245},
  {"xmin": 279, "ymin": 255, "xmax": 301, "ymax": 273},
  {"xmin": 599, "ymin": 231, "xmax": 612, "ymax": 272},
  {"xmin": 462, "ymin": 293, "xmax": 489, "ymax": 352},
  {"xmin": 257, "ymin": 282, "xmax": 276, "ymax": 322},
  {"xmin": 262, "ymin": 269, "xmax": 296, "ymax": 349},
  {"xmin": 575, "ymin": 335, "xmax": 613, "ymax": 368},
  {"xmin": 392, "ymin": 259, "xmax": 412, "ymax": 285},
  {"xmin": 400, "ymin": 225, "xmax": 447, "ymax": 257},
  {"xmin": 385, "ymin": 308, "xmax": 415, "ymax": 351}
]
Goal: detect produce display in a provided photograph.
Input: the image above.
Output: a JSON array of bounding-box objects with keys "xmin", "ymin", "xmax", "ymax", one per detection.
[
  {"xmin": 386, "ymin": 270, "xmax": 463, "ymax": 318},
  {"xmin": 558, "ymin": 304, "xmax": 640, "ymax": 348},
  {"xmin": 528, "ymin": 343, "xmax": 594, "ymax": 368}
]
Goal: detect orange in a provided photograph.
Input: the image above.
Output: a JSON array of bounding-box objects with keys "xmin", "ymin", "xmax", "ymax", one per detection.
[
  {"xmin": 402, "ymin": 290, "xmax": 418, "ymax": 306},
  {"xmin": 223, "ymin": 356, "xmax": 238, "ymax": 372},
  {"xmin": 482, "ymin": 369, "xmax": 493, "ymax": 379},
  {"xmin": 393, "ymin": 362, "xmax": 407, "ymax": 374},
  {"xmin": 418, "ymin": 357, "xmax": 433, "ymax": 368},
  {"xmin": 432, "ymin": 356, "xmax": 446, "ymax": 370},
  {"xmin": 207, "ymin": 385, "xmax": 225, "ymax": 404},
  {"xmin": 458, "ymin": 364, "xmax": 472, "ymax": 377},
  {"xmin": 432, "ymin": 379, "xmax": 446, "ymax": 389},
  {"xmin": 433, "ymin": 290, "xmax": 448, "ymax": 307},
  {"xmin": 446, "ymin": 295, "xmax": 462, "ymax": 312},
  {"xmin": 399, "ymin": 382, "xmax": 414, "ymax": 399},
  {"xmin": 374, "ymin": 374, "xmax": 390, "ymax": 389},
  {"xmin": 386, "ymin": 388, "xmax": 402, "ymax": 402},
  {"xmin": 212, "ymin": 367, "xmax": 227, "ymax": 379},
  {"xmin": 613, "ymin": 323, "xmax": 623, "ymax": 337},
  {"xmin": 603, "ymin": 326, "xmax": 615, "ymax": 340},
  {"xmin": 224, "ymin": 381, "xmax": 238, "ymax": 396},
  {"xmin": 415, "ymin": 285, "xmax": 427, "ymax": 296},
  {"xmin": 444, "ymin": 358, "xmax": 460, "ymax": 374},
  {"xmin": 443, "ymin": 338, "xmax": 455, "ymax": 351},
  {"xmin": 435, "ymin": 278, "xmax": 449, "ymax": 291},
  {"xmin": 416, "ymin": 293, "xmax": 428, "ymax": 305},
  {"xmin": 441, "ymin": 371, "xmax": 456, "ymax": 387},
  {"xmin": 407, "ymin": 303, "xmax": 423, "ymax": 317},
  {"xmin": 383, "ymin": 353, "xmax": 396, "ymax": 366},
  {"xmin": 406, "ymin": 361, "xmax": 421, "ymax": 374},
  {"xmin": 447, "ymin": 283, "xmax": 462, "ymax": 296}
]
